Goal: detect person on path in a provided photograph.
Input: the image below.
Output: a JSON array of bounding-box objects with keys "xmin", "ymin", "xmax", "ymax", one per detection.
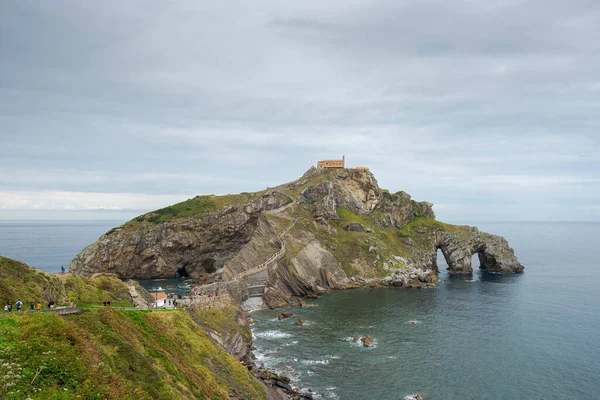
[
  {"xmin": 30, "ymin": 302, "xmax": 34, "ymax": 311},
  {"xmin": 8, "ymin": 302, "xmax": 12, "ymax": 312},
  {"xmin": 61, "ymin": 265, "xmax": 66, "ymax": 273},
  {"xmin": 16, "ymin": 300, "xmax": 22, "ymax": 311},
  {"xmin": 3, "ymin": 304, "xmax": 7, "ymax": 312},
  {"xmin": 36, "ymin": 302, "xmax": 41, "ymax": 311}
]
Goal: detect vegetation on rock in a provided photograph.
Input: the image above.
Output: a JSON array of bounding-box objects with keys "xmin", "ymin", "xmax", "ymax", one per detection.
[
  {"xmin": 128, "ymin": 192, "xmax": 265, "ymax": 227},
  {"xmin": 0, "ymin": 256, "xmax": 134, "ymax": 308}
]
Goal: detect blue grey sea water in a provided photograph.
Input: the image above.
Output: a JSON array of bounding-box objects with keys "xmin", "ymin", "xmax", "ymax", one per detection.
[
  {"xmin": 1, "ymin": 221, "xmax": 599, "ymax": 399},
  {"xmin": 0, "ymin": 220, "xmax": 122, "ymax": 274}
]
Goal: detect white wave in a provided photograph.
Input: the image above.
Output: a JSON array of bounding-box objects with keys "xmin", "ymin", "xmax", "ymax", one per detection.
[
  {"xmin": 254, "ymin": 330, "xmax": 292, "ymax": 339},
  {"xmin": 282, "ymin": 340, "xmax": 299, "ymax": 347},
  {"xmin": 301, "ymin": 359, "xmax": 329, "ymax": 366}
]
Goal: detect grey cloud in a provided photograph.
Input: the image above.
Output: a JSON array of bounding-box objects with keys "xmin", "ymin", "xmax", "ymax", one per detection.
[{"xmin": 1, "ymin": 0, "xmax": 599, "ymax": 221}]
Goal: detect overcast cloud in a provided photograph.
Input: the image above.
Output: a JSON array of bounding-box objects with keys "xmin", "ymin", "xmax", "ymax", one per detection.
[{"xmin": 1, "ymin": 0, "xmax": 599, "ymax": 222}]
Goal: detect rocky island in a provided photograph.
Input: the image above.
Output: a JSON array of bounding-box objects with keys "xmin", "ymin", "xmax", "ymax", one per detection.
[{"xmin": 71, "ymin": 167, "xmax": 523, "ymax": 308}]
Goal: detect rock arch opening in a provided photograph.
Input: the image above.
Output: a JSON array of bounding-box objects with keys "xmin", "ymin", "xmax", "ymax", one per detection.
[
  {"xmin": 472, "ymin": 253, "xmax": 481, "ymax": 270},
  {"xmin": 435, "ymin": 247, "xmax": 450, "ymax": 273}
]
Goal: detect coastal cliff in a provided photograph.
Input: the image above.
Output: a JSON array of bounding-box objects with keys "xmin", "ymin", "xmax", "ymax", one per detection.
[
  {"xmin": 0, "ymin": 257, "xmax": 300, "ymax": 400},
  {"xmin": 71, "ymin": 168, "xmax": 523, "ymax": 307}
]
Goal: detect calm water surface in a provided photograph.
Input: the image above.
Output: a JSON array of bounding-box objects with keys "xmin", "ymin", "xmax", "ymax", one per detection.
[
  {"xmin": 0, "ymin": 220, "xmax": 123, "ymax": 273},
  {"xmin": 1, "ymin": 221, "xmax": 599, "ymax": 399},
  {"xmin": 252, "ymin": 222, "xmax": 600, "ymax": 399}
]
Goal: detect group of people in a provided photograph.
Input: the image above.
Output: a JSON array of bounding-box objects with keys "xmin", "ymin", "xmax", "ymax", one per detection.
[{"xmin": 3, "ymin": 300, "xmax": 48, "ymax": 312}]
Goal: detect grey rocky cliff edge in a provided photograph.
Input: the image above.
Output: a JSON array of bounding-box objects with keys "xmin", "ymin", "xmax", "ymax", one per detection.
[
  {"xmin": 70, "ymin": 192, "xmax": 290, "ymax": 279},
  {"xmin": 71, "ymin": 167, "xmax": 523, "ymax": 307}
]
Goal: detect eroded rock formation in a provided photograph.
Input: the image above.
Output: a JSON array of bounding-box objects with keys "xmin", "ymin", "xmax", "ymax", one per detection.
[
  {"xmin": 71, "ymin": 167, "xmax": 523, "ymax": 308},
  {"xmin": 70, "ymin": 192, "xmax": 290, "ymax": 279}
]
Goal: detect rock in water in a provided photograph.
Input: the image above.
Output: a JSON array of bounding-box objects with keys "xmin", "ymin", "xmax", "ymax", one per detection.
[
  {"xmin": 277, "ymin": 312, "xmax": 293, "ymax": 320},
  {"xmin": 361, "ymin": 336, "xmax": 375, "ymax": 347},
  {"xmin": 295, "ymin": 319, "xmax": 306, "ymax": 326}
]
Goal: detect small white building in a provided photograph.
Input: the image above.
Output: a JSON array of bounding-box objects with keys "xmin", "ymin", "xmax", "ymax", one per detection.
[{"xmin": 151, "ymin": 292, "xmax": 167, "ymax": 308}]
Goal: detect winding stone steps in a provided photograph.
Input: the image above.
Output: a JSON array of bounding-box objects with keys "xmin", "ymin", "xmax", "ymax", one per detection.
[{"xmin": 239, "ymin": 217, "xmax": 298, "ymax": 309}]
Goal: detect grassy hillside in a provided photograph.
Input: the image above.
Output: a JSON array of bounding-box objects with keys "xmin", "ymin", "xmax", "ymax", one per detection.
[
  {"xmin": 0, "ymin": 256, "xmax": 133, "ymax": 308},
  {"xmin": 125, "ymin": 191, "xmax": 266, "ymax": 227},
  {"xmin": 0, "ymin": 257, "xmax": 63, "ymax": 307},
  {"xmin": 0, "ymin": 308, "xmax": 266, "ymax": 400}
]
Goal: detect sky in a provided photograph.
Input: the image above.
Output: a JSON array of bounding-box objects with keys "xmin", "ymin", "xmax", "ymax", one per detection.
[{"xmin": 1, "ymin": 0, "xmax": 599, "ymax": 222}]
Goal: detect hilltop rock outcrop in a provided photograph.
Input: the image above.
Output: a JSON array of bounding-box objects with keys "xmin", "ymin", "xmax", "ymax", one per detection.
[
  {"xmin": 70, "ymin": 192, "xmax": 290, "ymax": 279},
  {"xmin": 71, "ymin": 168, "xmax": 523, "ymax": 308}
]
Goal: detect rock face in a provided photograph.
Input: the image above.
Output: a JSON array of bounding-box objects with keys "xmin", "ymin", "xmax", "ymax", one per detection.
[
  {"xmin": 407, "ymin": 226, "xmax": 524, "ymax": 275},
  {"xmin": 70, "ymin": 192, "xmax": 290, "ymax": 279},
  {"xmin": 71, "ymin": 167, "xmax": 523, "ymax": 308},
  {"xmin": 300, "ymin": 169, "xmax": 382, "ymax": 221}
]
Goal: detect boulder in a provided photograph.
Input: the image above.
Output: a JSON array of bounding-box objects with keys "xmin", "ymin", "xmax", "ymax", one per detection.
[
  {"xmin": 295, "ymin": 320, "xmax": 306, "ymax": 326},
  {"xmin": 299, "ymin": 299, "xmax": 317, "ymax": 307},
  {"xmin": 361, "ymin": 336, "xmax": 375, "ymax": 347},
  {"xmin": 277, "ymin": 312, "xmax": 293, "ymax": 320},
  {"xmin": 343, "ymin": 222, "xmax": 368, "ymax": 232},
  {"xmin": 401, "ymin": 237, "xmax": 415, "ymax": 246},
  {"xmin": 274, "ymin": 381, "xmax": 293, "ymax": 391},
  {"xmin": 405, "ymin": 280, "xmax": 422, "ymax": 288}
]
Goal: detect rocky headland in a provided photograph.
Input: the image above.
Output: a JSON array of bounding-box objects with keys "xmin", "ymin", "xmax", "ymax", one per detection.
[{"xmin": 70, "ymin": 167, "xmax": 523, "ymax": 309}]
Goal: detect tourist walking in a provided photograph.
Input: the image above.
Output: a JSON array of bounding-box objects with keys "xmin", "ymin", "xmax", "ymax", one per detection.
[
  {"xmin": 3, "ymin": 304, "xmax": 7, "ymax": 312},
  {"xmin": 36, "ymin": 302, "xmax": 41, "ymax": 311},
  {"xmin": 30, "ymin": 302, "xmax": 34, "ymax": 311},
  {"xmin": 16, "ymin": 300, "xmax": 22, "ymax": 311},
  {"xmin": 7, "ymin": 302, "xmax": 12, "ymax": 312}
]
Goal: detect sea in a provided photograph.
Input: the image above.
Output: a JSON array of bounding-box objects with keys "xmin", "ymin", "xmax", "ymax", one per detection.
[{"xmin": 1, "ymin": 220, "xmax": 599, "ymax": 399}]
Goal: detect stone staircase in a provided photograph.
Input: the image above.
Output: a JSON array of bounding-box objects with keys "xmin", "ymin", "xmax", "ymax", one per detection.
[{"xmin": 239, "ymin": 217, "xmax": 298, "ymax": 309}]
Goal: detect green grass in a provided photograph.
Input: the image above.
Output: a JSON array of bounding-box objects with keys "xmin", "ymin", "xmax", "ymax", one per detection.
[
  {"xmin": 0, "ymin": 257, "xmax": 135, "ymax": 309},
  {"xmin": 0, "ymin": 257, "xmax": 64, "ymax": 307},
  {"xmin": 0, "ymin": 308, "xmax": 266, "ymax": 400},
  {"xmin": 64, "ymin": 275, "xmax": 132, "ymax": 308},
  {"xmin": 125, "ymin": 191, "xmax": 266, "ymax": 227},
  {"xmin": 190, "ymin": 306, "xmax": 251, "ymax": 342}
]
